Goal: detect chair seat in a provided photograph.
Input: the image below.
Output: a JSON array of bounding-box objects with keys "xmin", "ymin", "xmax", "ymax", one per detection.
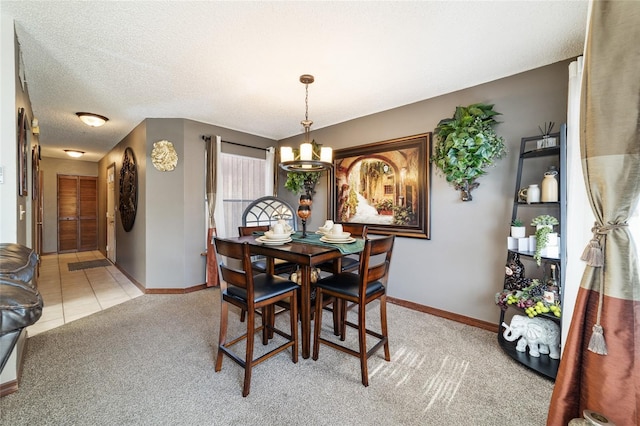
[
  {"xmin": 226, "ymin": 274, "xmax": 299, "ymax": 303},
  {"xmin": 315, "ymin": 273, "xmax": 384, "ymax": 298}
]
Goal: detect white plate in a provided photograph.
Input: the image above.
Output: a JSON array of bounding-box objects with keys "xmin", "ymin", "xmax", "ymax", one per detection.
[
  {"xmin": 323, "ymin": 232, "xmax": 351, "ymax": 239},
  {"xmin": 320, "ymin": 236, "xmax": 356, "ymax": 244},
  {"xmin": 256, "ymin": 236, "xmax": 292, "ymax": 245},
  {"xmin": 264, "ymin": 231, "xmax": 292, "ymax": 240}
]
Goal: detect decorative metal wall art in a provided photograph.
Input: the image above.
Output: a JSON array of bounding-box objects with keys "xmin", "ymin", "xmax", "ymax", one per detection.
[
  {"xmin": 17, "ymin": 107, "xmax": 28, "ymax": 196},
  {"xmin": 151, "ymin": 140, "xmax": 178, "ymax": 171},
  {"xmin": 119, "ymin": 147, "xmax": 138, "ymax": 232}
]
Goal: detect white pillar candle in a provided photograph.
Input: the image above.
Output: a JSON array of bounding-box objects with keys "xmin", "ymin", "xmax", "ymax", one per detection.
[
  {"xmin": 280, "ymin": 147, "xmax": 294, "ymax": 162},
  {"xmin": 300, "ymin": 143, "xmax": 313, "ymax": 161},
  {"xmin": 320, "ymin": 147, "xmax": 332, "ymax": 163}
]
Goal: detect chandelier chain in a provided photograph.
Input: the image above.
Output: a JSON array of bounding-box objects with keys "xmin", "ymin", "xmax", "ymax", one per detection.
[{"xmin": 305, "ymin": 83, "xmax": 309, "ymax": 122}]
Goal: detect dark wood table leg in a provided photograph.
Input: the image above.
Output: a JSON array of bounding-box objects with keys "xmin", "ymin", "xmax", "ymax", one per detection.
[
  {"xmin": 300, "ymin": 264, "xmax": 311, "ymax": 359},
  {"xmin": 332, "ymin": 258, "xmax": 342, "ymax": 336}
]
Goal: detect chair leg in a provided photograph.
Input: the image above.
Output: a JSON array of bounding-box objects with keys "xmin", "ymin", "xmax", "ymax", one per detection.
[
  {"xmin": 243, "ymin": 307, "xmax": 256, "ymax": 397},
  {"xmin": 215, "ymin": 301, "xmax": 229, "ymax": 372},
  {"xmin": 380, "ymin": 295, "xmax": 390, "ymax": 361},
  {"xmin": 312, "ymin": 288, "xmax": 324, "ymax": 360},
  {"xmin": 261, "ymin": 306, "xmax": 270, "ymax": 345},
  {"xmin": 332, "ymin": 297, "xmax": 341, "ymax": 336},
  {"xmin": 358, "ymin": 301, "xmax": 369, "ymax": 387},
  {"xmin": 240, "ymin": 308, "xmax": 247, "ymax": 322},
  {"xmin": 290, "ymin": 290, "xmax": 299, "ymax": 363},
  {"xmin": 340, "ymin": 299, "xmax": 348, "ymax": 341}
]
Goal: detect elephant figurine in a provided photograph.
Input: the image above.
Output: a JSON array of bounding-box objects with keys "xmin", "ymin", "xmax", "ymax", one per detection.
[{"xmin": 502, "ymin": 315, "xmax": 560, "ymax": 359}]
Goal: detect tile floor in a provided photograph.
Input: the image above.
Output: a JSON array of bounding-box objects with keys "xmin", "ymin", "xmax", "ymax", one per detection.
[{"xmin": 27, "ymin": 251, "xmax": 144, "ymax": 337}]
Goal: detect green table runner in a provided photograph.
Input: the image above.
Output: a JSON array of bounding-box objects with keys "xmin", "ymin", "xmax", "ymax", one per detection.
[
  {"xmin": 253, "ymin": 231, "xmax": 364, "ymax": 254},
  {"xmin": 289, "ymin": 232, "xmax": 364, "ymax": 255}
]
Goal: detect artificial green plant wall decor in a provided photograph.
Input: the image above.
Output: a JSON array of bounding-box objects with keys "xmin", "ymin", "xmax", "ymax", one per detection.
[{"xmin": 433, "ymin": 103, "xmax": 506, "ymax": 201}]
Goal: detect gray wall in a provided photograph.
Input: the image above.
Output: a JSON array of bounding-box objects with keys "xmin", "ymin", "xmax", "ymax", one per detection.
[
  {"xmin": 99, "ymin": 122, "xmax": 147, "ymax": 285},
  {"xmin": 98, "ymin": 118, "xmax": 276, "ymax": 290},
  {"xmin": 40, "ymin": 157, "xmax": 98, "ymax": 253},
  {"xmin": 278, "ymin": 59, "xmax": 572, "ymax": 324}
]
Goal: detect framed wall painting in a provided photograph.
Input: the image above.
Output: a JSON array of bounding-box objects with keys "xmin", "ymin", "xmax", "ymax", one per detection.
[
  {"xmin": 17, "ymin": 107, "xmax": 28, "ymax": 197},
  {"xmin": 331, "ymin": 133, "xmax": 431, "ymax": 239}
]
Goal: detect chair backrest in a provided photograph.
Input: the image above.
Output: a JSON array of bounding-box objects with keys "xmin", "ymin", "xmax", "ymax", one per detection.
[
  {"xmin": 339, "ymin": 223, "xmax": 368, "ymax": 238},
  {"xmin": 214, "ymin": 238, "xmax": 254, "ymax": 296},
  {"xmin": 359, "ymin": 235, "xmax": 395, "ymax": 291},
  {"xmin": 242, "ymin": 196, "xmax": 297, "ymax": 231},
  {"xmin": 238, "ymin": 225, "xmax": 269, "ymax": 237}
]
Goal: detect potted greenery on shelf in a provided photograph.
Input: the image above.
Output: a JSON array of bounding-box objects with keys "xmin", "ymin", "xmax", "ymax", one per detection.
[
  {"xmin": 511, "ymin": 218, "xmax": 526, "ymax": 238},
  {"xmin": 433, "ymin": 103, "xmax": 506, "ymax": 201},
  {"xmin": 531, "ymin": 215, "xmax": 559, "ymax": 265}
]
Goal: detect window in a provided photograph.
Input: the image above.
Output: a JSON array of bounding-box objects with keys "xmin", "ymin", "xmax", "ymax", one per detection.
[{"xmin": 220, "ymin": 153, "xmax": 268, "ymax": 236}]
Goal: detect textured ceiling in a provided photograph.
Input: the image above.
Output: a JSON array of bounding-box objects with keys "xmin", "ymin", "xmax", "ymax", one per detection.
[{"xmin": 2, "ymin": 1, "xmax": 589, "ymax": 162}]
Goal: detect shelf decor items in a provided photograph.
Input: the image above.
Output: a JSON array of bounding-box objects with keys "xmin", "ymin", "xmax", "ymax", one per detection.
[{"xmin": 531, "ymin": 215, "xmax": 559, "ymax": 265}]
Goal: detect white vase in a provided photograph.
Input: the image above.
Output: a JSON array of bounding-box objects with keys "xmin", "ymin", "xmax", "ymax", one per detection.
[
  {"xmin": 541, "ymin": 172, "xmax": 558, "ymax": 202},
  {"xmin": 526, "ymin": 184, "xmax": 540, "ymax": 204}
]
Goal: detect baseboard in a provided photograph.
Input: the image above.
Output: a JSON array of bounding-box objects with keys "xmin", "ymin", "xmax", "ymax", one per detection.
[
  {"xmin": 111, "ymin": 262, "xmax": 207, "ymax": 294},
  {"xmin": 145, "ymin": 284, "xmax": 208, "ymax": 294},
  {"xmin": 0, "ymin": 329, "xmax": 28, "ymax": 398},
  {"xmin": 0, "ymin": 379, "xmax": 18, "ymax": 397},
  {"xmin": 387, "ymin": 297, "xmax": 498, "ymax": 333}
]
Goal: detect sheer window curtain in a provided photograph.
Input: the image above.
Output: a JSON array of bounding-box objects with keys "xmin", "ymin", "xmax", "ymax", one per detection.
[
  {"xmin": 265, "ymin": 147, "xmax": 275, "ymax": 196},
  {"xmin": 547, "ymin": 2, "xmax": 640, "ymax": 424},
  {"xmin": 562, "ymin": 56, "xmax": 592, "ymax": 348},
  {"xmin": 205, "ymin": 135, "xmax": 224, "ymax": 287}
]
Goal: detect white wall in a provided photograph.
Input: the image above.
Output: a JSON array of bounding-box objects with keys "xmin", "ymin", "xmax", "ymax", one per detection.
[{"xmin": 0, "ymin": 17, "xmax": 19, "ymax": 243}]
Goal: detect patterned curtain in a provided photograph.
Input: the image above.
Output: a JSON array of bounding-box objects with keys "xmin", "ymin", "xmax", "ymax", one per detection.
[{"xmin": 547, "ymin": 1, "xmax": 640, "ymax": 424}]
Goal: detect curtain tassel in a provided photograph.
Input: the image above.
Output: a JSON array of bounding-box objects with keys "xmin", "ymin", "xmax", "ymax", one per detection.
[
  {"xmin": 587, "ymin": 324, "xmax": 608, "ymax": 355},
  {"xmin": 580, "ymin": 238, "xmax": 604, "ymax": 267}
]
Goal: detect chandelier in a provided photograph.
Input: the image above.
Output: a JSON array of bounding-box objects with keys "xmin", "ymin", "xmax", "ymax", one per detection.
[{"xmin": 279, "ymin": 74, "xmax": 333, "ymax": 172}]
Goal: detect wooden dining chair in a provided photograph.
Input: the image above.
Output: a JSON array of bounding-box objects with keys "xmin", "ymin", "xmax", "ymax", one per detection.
[
  {"xmin": 312, "ymin": 235, "xmax": 395, "ymax": 387},
  {"xmin": 317, "ymin": 223, "xmax": 368, "ymax": 274},
  {"xmin": 237, "ymin": 225, "xmax": 297, "ymax": 323},
  {"xmin": 214, "ymin": 238, "xmax": 299, "ymax": 397},
  {"xmin": 238, "ymin": 225, "xmax": 298, "ymax": 276},
  {"xmin": 317, "ymin": 223, "xmax": 368, "ymax": 331}
]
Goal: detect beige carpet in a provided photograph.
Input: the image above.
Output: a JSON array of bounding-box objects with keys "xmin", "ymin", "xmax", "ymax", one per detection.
[{"xmin": 0, "ymin": 288, "xmax": 553, "ymax": 425}]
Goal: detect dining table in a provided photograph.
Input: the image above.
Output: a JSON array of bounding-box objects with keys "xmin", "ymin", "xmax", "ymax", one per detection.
[{"xmin": 231, "ymin": 231, "xmax": 365, "ymax": 359}]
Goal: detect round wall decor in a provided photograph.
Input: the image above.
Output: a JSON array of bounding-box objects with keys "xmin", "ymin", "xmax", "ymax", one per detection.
[
  {"xmin": 119, "ymin": 147, "xmax": 137, "ymax": 232},
  {"xmin": 151, "ymin": 140, "xmax": 178, "ymax": 171}
]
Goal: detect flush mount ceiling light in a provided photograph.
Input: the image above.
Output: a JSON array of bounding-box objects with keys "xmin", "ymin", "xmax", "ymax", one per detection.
[
  {"xmin": 64, "ymin": 150, "xmax": 85, "ymax": 158},
  {"xmin": 76, "ymin": 112, "xmax": 109, "ymax": 127},
  {"xmin": 279, "ymin": 74, "xmax": 332, "ymax": 172}
]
